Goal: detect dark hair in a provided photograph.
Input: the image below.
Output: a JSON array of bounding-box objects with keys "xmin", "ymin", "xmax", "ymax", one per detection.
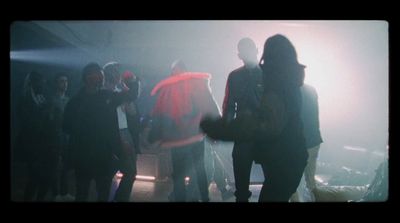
[
  {"xmin": 260, "ymin": 34, "xmax": 305, "ymax": 89},
  {"xmin": 82, "ymin": 62, "xmax": 102, "ymax": 83}
]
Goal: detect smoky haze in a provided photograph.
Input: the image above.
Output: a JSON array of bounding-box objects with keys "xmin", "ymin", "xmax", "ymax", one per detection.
[{"xmin": 11, "ymin": 20, "xmax": 389, "ymax": 184}]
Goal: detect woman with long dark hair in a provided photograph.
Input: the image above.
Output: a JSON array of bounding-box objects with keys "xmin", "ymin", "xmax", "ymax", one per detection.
[
  {"xmin": 201, "ymin": 34, "xmax": 308, "ymax": 201},
  {"xmin": 255, "ymin": 34, "xmax": 308, "ymax": 201}
]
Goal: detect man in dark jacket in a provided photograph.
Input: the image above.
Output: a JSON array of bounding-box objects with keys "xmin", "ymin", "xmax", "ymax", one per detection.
[
  {"xmin": 63, "ymin": 62, "xmax": 139, "ymax": 202},
  {"xmin": 222, "ymin": 37, "xmax": 264, "ymax": 202}
]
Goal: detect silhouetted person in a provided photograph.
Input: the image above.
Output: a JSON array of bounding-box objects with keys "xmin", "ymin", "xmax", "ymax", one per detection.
[
  {"xmin": 201, "ymin": 34, "xmax": 308, "ymax": 202},
  {"xmin": 291, "ymin": 83, "xmax": 323, "ymax": 201},
  {"xmin": 221, "ymin": 37, "xmax": 263, "ymax": 202},
  {"xmin": 148, "ymin": 60, "xmax": 220, "ymax": 202},
  {"xmin": 48, "ymin": 73, "xmax": 75, "ymax": 201},
  {"xmin": 17, "ymin": 71, "xmax": 54, "ymax": 201},
  {"xmin": 63, "ymin": 62, "xmax": 138, "ymax": 202},
  {"xmin": 103, "ymin": 62, "xmax": 141, "ymax": 202}
]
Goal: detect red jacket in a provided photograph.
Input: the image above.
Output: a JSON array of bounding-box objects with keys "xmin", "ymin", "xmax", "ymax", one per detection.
[{"xmin": 149, "ymin": 72, "xmax": 220, "ymax": 148}]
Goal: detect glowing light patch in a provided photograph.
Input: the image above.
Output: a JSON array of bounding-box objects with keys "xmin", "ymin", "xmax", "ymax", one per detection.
[
  {"xmin": 315, "ymin": 176, "xmax": 328, "ymax": 185},
  {"xmin": 115, "ymin": 172, "xmax": 155, "ymax": 181},
  {"xmin": 10, "ymin": 48, "xmax": 87, "ymax": 67},
  {"xmin": 343, "ymin": 146, "xmax": 367, "ymax": 152},
  {"xmin": 136, "ymin": 175, "xmax": 156, "ymax": 181}
]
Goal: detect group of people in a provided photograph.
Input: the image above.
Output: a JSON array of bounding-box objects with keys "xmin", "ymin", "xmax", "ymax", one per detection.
[
  {"xmin": 16, "ymin": 62, "xmax": 141, "ymax": 202},
  {"xmin": 148, "ymin": 34, "xmax": 322, "ymax": 202},
  {"xmin": 200, "ymin": 34, "xmax": 322, "ymax": 202},
  {"xmin": 15, "ymin": 33, "xmax": 322, "ymax": 202}
]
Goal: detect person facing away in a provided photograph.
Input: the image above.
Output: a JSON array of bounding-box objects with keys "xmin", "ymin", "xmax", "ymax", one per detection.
[
  {"xmin": 148, "ymin": 60, "xmax": 220, "ymax": 202},
  {"xmin": 221, "ymin": 37, "xmax": 264, "ymax": 202},
  {"xmin": 103, "ymin": 61, "xmax": 141, "ymax": 202},
  {"xmin": 291, "ymin": 82, "xmax": 323, "ymax": 202},
  {"xmin": 63, "ymin": 62, "xmax": 139, "ymax": 202},
  {"xmin": 201, "ymin": 34, "xmax": 308, "ymax": 202}
]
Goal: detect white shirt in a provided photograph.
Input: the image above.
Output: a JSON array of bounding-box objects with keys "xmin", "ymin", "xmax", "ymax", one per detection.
[{"xmin": 114, "ymin": 86, "xmax": 128, "ymax": 129}]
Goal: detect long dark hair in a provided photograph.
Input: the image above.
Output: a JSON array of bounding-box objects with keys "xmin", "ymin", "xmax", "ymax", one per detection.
[{"xmin": 259, "ymin": 34, "xmax": 305, "ymax": 92}]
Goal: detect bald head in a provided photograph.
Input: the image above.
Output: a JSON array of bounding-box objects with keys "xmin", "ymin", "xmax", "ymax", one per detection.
[{"xmin": 237, "ymin": 37, "xmax": 258, "ymax": 66}]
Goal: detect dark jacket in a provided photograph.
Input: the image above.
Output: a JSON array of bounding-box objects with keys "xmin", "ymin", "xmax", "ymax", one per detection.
[
  {"xmin": 222, "ymin": 65, "xmax": 263, "ymax": 121},
  {"xmin": 15, "ymin": 92, "xmax": 55, "ymax": 165},
  {"xmin": 63, "ymin": 87, "xmax": 137, "ymax": 171},
  {"xmin": 201, "ymin": 66, "xmax": 307, "ymax": 163}
]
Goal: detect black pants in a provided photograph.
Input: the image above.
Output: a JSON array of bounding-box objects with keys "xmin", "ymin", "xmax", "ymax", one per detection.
[
  {"xmin": 113, "ymin": 129, "xmax": 138, "ymax": 202},
  {"xmin": 74, "ymin": 163, "xmax": 114, "ymax": 202},
  {"xmin": 23, "ymin": 148, "xmax": 58, "ymax": 202},
  {"xmin": 24, "ymin": 162, "xmax": 57, "ymax": 201},
  {"xmin": 171, "ymin": 140, "xmax": 209, "ymax": 202},
  {"xmin": 232, "ymin": 142, "xmax": 255, "ymax": 202},
  {"xmin": 58, "ymin": 157, "xmax": 71, "ymax": 196},
  {"xmin": 259, "ymin": 151, "xmax": 308, "ymax": 202},
  {"xmin": 114, "ymin": 155, "xmax": 137, "ymax": 202},
  {"xmin": 186, "ymin": 142, "xmax": 230, "ymax": 200}
]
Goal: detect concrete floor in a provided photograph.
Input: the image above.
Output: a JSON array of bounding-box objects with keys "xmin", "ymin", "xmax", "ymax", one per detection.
[{"xmin": 11, "ymin": 163, "xmax": 262, "ymax": 202}]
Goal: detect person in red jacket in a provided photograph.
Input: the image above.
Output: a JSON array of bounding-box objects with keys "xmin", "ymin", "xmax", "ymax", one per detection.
[{"xmin": 149, "ymin": 60, "xmax": 220, "ymax": 202}]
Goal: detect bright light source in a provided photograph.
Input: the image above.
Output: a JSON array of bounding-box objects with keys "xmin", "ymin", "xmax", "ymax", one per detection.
[
  {"xmin": 136, "ymin": 175, "xmax": 156, "ymax": 181},
  {"xmin": 116, "ymin": 171, "xmax": 123, "ymax": 178},
  {"xmin": 10, "ymin": 48, "xmax": 86, "ymax": 68},
  {"xmin": 115, "ymin": 172, "xmax": 155, "ymax": 181},
  {"xmin": 184, "ymin": 176, "xmax": 190, "ymax": 185}
]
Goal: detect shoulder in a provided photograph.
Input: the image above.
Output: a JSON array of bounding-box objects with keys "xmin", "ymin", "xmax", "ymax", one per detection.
[
  {"xmin": 301, "ymin": 84, "xmax": 318, "ymax": 97},
  {"xmin": 228, "ymin": 66, "xmax": 246, "ymax": 79},
  {"xmin": 151, "ymin": 72, "xmax": 210, "ymax": 95}
]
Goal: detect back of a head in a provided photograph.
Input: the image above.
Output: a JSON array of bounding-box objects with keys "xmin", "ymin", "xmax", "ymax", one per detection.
[
  {"xmin": 238, "ymin": 37, "xmax": 258, "ymax": 63},
  {"xmin": 238, "ymin": 37, "xmax": 257, "ymax": 53},
  {"xmin": 260, "ymin": 34, "xmax": 298, "ymax": 66},
  {"xmin": 260, "ymin": 34, "xmax": 305, "ymax": 88}
]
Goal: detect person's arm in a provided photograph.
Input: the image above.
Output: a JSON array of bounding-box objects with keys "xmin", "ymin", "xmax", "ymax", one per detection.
[
  {"xmin": 203, "ymin": 78, "xmax": 222, "ymax": 118},
  {"xmin": 109, "ymin": 78, "xmax": 140, "ymax": 107},
  {"xmin": 222, "ymin": 74, "xmax": 235, "ymax": 122}
]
